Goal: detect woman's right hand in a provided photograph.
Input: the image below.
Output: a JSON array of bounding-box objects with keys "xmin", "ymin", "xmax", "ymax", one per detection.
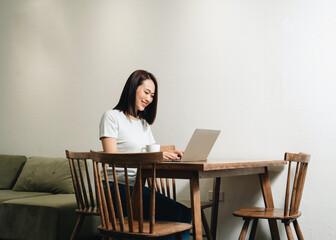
[{"xmin": 163, "ymin": 151, "xmax": 180, "ymax": 160}]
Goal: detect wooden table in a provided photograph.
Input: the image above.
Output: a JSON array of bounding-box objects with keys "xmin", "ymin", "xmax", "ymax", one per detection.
[{"xmin": 151, "ymin": 159, "xmax": 285, "ymax": 240}]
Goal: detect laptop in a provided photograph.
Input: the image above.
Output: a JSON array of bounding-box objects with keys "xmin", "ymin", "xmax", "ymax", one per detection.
[{"xmin": 176, "ymin": 129, "xmax": 221, "ymax": 162}]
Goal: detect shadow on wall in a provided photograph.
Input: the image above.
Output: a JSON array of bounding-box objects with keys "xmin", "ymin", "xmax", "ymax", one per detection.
[
  {"xmin": 214, "ymin": 168, "xmax": 284, "ymax": 239},
  {"xmin": 172, "ymin": 167, "xmax": 286, "ymax": 239}
]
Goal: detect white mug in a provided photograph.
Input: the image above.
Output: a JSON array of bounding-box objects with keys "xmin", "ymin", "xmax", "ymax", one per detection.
[{"xmin": 141, "ymin": 144, "xmax": 160, "ymax": 152}]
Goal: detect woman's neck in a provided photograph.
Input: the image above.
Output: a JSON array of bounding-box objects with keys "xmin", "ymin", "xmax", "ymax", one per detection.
[{"xmin": 127, "ymin": 113, "xmax": 139, "ymax": 121}]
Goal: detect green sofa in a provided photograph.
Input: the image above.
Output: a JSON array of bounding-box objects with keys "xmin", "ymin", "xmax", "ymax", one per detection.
[{"xmin": 0, "ymin": 154, "xmax": 100, "ymax": 240}]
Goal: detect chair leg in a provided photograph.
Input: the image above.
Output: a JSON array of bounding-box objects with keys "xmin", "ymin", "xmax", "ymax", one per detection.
[
  {"xmin": 192, "ymin": 224, "xmax": 196, "ymax": 240},
  {"xmin": 238, "ymin": 218, "xmax": 251, "ymax": 240},
  {"xmin": 201, "ymin": 209, "xmax": 213, "ymax": 240},
  {"xmin": 70, "ymin": 215, "xmax": 85, "ymax": 240},
  {"xmin": 249, "ymin": 219, "xmax": 258, "ymax": 240},
  {"xmin": 293, "ymin": 220, "xmax": 304, "ymax": 240},
  {"xmin": 284, "ymin": 222, "xmax": 294, "ymax": 240}
]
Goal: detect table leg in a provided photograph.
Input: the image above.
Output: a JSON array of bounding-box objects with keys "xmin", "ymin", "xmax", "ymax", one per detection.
[
  {"xmin": 210, "ymin": 177, "xmax": 221, "ymax": 240},
  {"xmin": 259, "ymin": 167, "xmax": 280, "ymax": 240},
  {"xmin": 190, "ymin": 174, "xmax": 202, "ymax": 240}
]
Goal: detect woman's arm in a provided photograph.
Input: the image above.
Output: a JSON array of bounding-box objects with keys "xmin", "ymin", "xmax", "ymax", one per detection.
[
  {"xmin": 101, "ymin": 137, "xmax": 117, "ymax": 153},
  {"xmin": 102, "ymin": 137, "xmax": 183, "ymax": 160}
]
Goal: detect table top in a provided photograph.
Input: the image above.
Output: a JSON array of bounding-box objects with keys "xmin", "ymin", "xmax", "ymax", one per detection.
[{"xmin": 157, "ymin": 159, "xmax": 286, "ymax": 171}]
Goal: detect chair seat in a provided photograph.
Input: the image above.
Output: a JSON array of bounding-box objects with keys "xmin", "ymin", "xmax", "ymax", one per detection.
[
  {"xmin": 233, "ymin": 207, "xmax": 302, "ymax": 220},
  {"xmin": 97, "ymin": 220, "xmax": 193, "ymax": 238},
  {"xmin": 178, "ymin": 200, "xmax": 213, "ymax": 209}
]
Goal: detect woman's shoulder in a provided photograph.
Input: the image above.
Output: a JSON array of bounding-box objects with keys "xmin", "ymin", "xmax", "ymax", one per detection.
[
  {"xmin": 103, "ymin": 109, "xmax": 121, "ymax": 115},
  {"xmin": 102, "ymin": 109, "xmax": 125, "ymax": 120}
]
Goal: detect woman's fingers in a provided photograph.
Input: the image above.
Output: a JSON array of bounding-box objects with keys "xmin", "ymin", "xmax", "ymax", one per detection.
[
  {"xmin": 174, "ymin": 150, "xmax": 184, "ymax": 157},
  {"xmin": 163, "ymin": 152, "xmax": 169, "ymax": 160},
  {"xmin": 163, "ymin": 151, "xmax": 179, "ymax": 160}
]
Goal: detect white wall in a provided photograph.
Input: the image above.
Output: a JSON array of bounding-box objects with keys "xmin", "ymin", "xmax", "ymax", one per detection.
[{"xmin": 1, "ymin": 0, "xmax": 335, "ymax": 239}]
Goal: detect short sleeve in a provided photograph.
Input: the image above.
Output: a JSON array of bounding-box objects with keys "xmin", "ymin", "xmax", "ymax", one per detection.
[{"xmin": 99, "ymin": 110, "xmax": 119, "ymax": 139}]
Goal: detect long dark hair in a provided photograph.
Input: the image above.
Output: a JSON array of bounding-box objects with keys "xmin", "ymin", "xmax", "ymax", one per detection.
[{"xmin": 114, "ymin": 70, "xmax": 158, "ymax": 124}]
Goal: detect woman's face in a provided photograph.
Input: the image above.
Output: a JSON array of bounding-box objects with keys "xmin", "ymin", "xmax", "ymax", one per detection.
[{"xmin": 135, "ymin": 79, "xmax": 155, "ymax": 112}]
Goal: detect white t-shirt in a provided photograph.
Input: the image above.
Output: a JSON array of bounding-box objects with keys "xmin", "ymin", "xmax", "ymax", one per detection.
[{"xmin": 99, "ymin": 109, "xmax": 156, "ymax": 184}]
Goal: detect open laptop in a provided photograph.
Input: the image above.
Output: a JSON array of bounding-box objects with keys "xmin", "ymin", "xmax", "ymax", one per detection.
[{"xmin": 175, "ymin": 129, "xmax": 221, "ymax": 162}]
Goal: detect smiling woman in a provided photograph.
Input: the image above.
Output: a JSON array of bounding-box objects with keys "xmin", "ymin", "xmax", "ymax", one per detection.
[
  {"xmin": 98, "ymin": 70, "xmax": 190, "ymax": 240},
  {"xmin": 112, "ymin": 70, "xmax": 158, "ymax": 124}
]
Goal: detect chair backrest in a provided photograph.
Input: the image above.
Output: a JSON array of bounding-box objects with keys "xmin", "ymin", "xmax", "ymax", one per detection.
[
  {"xmin": 65, "ymin": 150, "xmax": 99, "ymax": 215},
  {"xmin": 283, "ymin": 152, "xmax": 311, "ymax": 217},
  {"xmin": 90, "ymin": 150, "xmax": 163, "ymax": 234},
  {"xmin": 152, "ymin": 145, "xmax": 177, "ymax": 200}
]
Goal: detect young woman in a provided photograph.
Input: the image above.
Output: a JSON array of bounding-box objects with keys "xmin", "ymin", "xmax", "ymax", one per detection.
[{"xmin": 99, "ymin": 70, "xmax": 191, "ymax": 240}]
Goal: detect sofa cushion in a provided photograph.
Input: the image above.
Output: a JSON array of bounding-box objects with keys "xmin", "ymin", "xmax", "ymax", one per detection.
[
  {"xmin": 0, "ymin": 194, "xmax": 99, "ymax": 240},
  {"xmin": 0, "ymin": 190, "xmax": 51, "ymax": 204},
  {"xmin": 13, "ymin": 156, "xmax": 74, "ymax": 194},
  {"xmin": 0, "ymin": 154, "xmax": 27, "ymax": 189}
]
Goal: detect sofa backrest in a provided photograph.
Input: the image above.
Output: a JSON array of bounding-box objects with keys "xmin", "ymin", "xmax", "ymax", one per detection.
[
  {"xmin": 12, "ymin": 156, "xmax": 75, "ymax": 194},
  {"xmin": 0, "ymin": 154, "xmax": 27, "ymax": 189}
]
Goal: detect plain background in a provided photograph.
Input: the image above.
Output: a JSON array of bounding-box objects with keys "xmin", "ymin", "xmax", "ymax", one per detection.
[{"xmin": 1, "ymin": 0, "xmax": 335, "ymax": 239}]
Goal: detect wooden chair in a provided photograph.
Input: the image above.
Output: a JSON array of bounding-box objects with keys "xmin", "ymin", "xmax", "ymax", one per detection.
[
  {"xmin": 152, "ymin": 145, "xmax": 215, "ymax": 240},
  {"xmin": 90, "ymin": 150, "xmax": 193, "ymax": 240},
  {"xmin": 233, "ymin": 152, "xmax": 311, "ymax": 240},
  {"xmin": 66, "ymin": 150, "xmax": 100, "ymax": 240}
]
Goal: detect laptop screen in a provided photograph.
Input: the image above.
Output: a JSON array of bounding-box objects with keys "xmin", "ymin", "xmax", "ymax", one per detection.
[{"xmin": 181, "ymin": 129, "xmax": 221, "ymax": 161}]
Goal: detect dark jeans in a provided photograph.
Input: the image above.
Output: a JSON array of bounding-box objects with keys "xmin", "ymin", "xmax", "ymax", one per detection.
[{"xmin": 103, "ymin": 181, "xmax": 191, "ymax": 240}]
